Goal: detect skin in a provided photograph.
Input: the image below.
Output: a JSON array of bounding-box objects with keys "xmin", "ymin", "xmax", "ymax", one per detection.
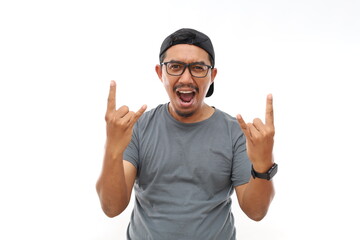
[
  {"xmin": 96, "ymin": 44, "xmax": 275, "ymax": 221},
  {"xmin": 96, "ymin": 80, "xmax": 146, "ymax": 217},
  {"xmin": 235, "ymin": 94, "xmax": 275, "ymax": 221},
  {"xmin": 155, "ymin": 44, "xmax": 217, "ymax": 123}
]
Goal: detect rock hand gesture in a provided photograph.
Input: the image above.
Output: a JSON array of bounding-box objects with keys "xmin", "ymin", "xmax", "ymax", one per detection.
[
  {"xmin": 105, "ymin": 80, "xmax": 147, "ymax": 156},
  {"xmin": 236, "ymin": 94, "xmax": 275, "ymax": 173},
  {"xmin": 96, "ymin": 80, "xmax": 146, "ymax": 217}
]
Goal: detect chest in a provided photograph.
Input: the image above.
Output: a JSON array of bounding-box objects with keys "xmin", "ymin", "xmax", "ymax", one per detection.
[{"xmin": 137, "ymin": 125, "xmax": 234, "ymax": 192}]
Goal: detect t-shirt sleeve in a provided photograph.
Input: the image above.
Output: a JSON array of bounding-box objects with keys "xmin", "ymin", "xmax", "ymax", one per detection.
[
  {"xmin": 123, "ymin": 122, "xmax": 140, "ymax": 169},
  {"xmin": 231, "ymin": 125, "xmax": 252, "ymax": 187}
]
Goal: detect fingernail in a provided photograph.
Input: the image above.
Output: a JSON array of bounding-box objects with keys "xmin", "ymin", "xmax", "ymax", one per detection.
[{"xmin": 110, "ymin": 80, "xmax": 115, "ymax": 86}]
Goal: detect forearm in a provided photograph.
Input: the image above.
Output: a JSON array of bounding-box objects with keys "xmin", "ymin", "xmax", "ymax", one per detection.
[
  {"xmin": 96, "ymin": 145, "xmax": 129, "ymax": 217},
  {"xmin": 240, "ymin": 177, "xmax": 275, "ymax": 221}
]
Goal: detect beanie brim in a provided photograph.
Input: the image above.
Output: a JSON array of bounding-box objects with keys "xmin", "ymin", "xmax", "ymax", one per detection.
[{"xmin": 206, "ymin": 83, "xmax": 214, "ymax": 97}]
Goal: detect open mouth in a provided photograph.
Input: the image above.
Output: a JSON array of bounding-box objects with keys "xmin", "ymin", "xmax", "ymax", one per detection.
[{"xmin": 176, "ymin": 90, "xmax": 196, "ymax": 104}]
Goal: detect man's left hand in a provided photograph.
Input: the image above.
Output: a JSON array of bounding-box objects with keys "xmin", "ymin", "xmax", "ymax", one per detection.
[{"xmin": 236, "ymin": 94, "xmax": 275, "ymax": 172}]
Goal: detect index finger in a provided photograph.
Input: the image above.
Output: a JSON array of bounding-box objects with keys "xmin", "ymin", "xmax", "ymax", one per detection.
[
  {"xmin": 107, "ymin": 80, "xmax": 116, "ymax": 112},
  {"xmin": 265, "ymin": 94, "xmax": 274, "ymax": 126}
]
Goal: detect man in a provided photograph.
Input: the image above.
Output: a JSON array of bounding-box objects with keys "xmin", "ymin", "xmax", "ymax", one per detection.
[{"xmin": 96, "ymin": 28, "xmax": 277, "ymax": 239}]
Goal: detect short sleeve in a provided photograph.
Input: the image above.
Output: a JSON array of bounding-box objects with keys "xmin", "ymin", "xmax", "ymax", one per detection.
[
  {"xmin": 231, "ymin": 126, "xmax": 252, "ymax": 187},
  {"xmin": 123, "ymin": 122, "xmax": 140, "ymax": 169}
]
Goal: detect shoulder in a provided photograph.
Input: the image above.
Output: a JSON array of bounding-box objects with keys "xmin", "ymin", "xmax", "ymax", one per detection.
[
  {"xmin": 140, "ymin": 103, "xmax": 166, "ymax": 120},
  {"xmin": 135, "ymin": 103, "xmax": 167, "ymax": 129},
  {"xmin": 211, "ymin": 108, "xmax": 245, "ymax": 143},
  {"xmin": 213, "ymin": 108, "xmax": 240, "ymax": 130}
]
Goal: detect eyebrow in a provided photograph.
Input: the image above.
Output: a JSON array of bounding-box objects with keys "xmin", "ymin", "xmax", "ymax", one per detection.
[{"xmin": 167, "ymin": 60, "xmax": 207, "ymax": 65}]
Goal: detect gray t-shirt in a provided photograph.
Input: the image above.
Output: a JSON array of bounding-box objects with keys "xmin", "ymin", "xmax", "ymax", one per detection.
[{"xmin": 124, "ymin": 103, "xmax": 251, "ymax": 240}]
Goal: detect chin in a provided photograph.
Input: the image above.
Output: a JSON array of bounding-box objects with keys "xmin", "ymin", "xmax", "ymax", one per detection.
[{"xmin": 174, "ymin": 109, "xmax": 195, "ymax": 118}]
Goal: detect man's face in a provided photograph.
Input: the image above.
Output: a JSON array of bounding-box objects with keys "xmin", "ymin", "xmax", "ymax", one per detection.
[{"xmin": 156, "ymin": 44, "xmax": 217, "ymax": 120}]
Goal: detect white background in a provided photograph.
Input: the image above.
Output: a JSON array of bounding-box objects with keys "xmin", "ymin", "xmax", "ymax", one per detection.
[{"xmin": 1, "ymin": 0, "xmax": 359, "ymax": 239}]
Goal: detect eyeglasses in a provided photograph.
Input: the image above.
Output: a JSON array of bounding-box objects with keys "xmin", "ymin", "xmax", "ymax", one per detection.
[{"xmin": 161, "ymin": 61, "xmax": 213, "ymax": 78}]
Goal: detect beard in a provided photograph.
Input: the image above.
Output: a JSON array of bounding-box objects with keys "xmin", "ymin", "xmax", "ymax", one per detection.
[{"xmin": 174, "ymin": 108, "xmax": 195, "ymax": 118}]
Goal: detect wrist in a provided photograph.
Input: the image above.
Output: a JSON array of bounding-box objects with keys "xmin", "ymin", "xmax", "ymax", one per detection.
[
  {"xmin": 251, "ymin": 154, "xmax": 274, "ymax": 173},
  {"xmin": 105, "ymin": 143, "xmax": 125, "ymax": 161},
  {"xmin": 252, "ymin": 162, "xmax": 274, "ymax": 173},
  {"xmin": 105, "ymin": 137, "xmax": 127, "ymax": 150},
  {"xmin": 251, "ymin": 163, "xmax": 278, "ymax": 180}
]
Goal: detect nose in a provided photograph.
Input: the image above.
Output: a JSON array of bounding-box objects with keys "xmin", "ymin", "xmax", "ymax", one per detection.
[{"xmin": 178, "ymin": 66, "xmax": 194, "ymax": 84}]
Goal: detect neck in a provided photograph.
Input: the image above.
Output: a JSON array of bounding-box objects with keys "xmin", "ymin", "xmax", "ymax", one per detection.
[{"xmin": 168, "ymin": 103, "xmax": 215, "ymax": 123}]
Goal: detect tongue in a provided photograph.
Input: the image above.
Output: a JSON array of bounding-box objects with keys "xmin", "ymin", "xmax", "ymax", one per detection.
[{"xmin": 180, "ymin": 93, "xmax": 194, "ymax": 102}]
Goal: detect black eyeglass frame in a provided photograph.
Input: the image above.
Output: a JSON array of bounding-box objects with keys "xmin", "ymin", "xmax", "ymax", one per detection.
[{"xmin": 160, "ymin": 61, "xmax": 214, "ymax": 78}]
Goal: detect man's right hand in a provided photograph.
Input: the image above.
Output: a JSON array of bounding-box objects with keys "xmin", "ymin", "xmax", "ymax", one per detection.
[{"xmin": 105, "ymin": 80, "xmax": 147, "ymax": 156}]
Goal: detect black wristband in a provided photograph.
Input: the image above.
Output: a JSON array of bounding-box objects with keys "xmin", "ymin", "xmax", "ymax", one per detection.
[{"xmin": 251, "ymin": 163, "xmax": 278, "ymax": 180}]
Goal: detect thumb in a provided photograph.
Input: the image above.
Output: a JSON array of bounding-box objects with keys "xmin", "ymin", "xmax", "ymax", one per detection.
[
  {"xmin": 131, "ymin": 104, "xmax": 147, "ymax": 124},
  {"xmin": 236, "ymin": 114, "xmax": 251, "ymax": 139}
]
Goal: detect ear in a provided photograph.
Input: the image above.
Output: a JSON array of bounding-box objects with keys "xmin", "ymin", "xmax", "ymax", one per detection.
[
  {"xmin": 210, "ymin": 67, "xmax": 217, "ymax": 84},
  {"xmin": 155, "ymin": 64, "xmax": 163, "ymax": 83}
]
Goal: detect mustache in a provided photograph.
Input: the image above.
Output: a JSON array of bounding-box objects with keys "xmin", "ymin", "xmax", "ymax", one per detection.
[{"xmin": 173, "ymin": 84, "xmax": 199, "ymax": 93}]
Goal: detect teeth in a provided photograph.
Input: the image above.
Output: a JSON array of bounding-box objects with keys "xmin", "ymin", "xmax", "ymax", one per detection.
[{"xmin": 178, "ymin": 91, "xmax": 194, "ymax": 94}]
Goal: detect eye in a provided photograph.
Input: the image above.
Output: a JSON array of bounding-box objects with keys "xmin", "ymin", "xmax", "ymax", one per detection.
[
  {"xmin": 168, "ymin": 63, "xmax": 183, "ymax": 71},
  {"xmin": 191, "ymin": 64, "xmax": 207, "ymax": 72}
]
